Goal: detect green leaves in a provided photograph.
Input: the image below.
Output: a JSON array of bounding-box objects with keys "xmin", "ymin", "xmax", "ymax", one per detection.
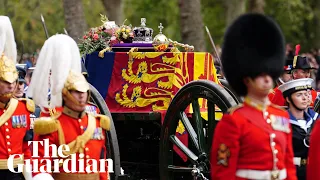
[{"xmin": 3, "ymin": 0, "xmax": 320, "ymax": 55}]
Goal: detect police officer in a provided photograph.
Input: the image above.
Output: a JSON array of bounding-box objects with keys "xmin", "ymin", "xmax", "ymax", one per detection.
[
  {"xmin": 278, "ymin": 78, "xmax": 317, "ymax": 180},
  {"xmin": 210, "ymin": 14, "xmax": 297, "ymax": 180},
  {"xmin": 14, "ymin": 65, "xmax": 27, "ymax": 98}
]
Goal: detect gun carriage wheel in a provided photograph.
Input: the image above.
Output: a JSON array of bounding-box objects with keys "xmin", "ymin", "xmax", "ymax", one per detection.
[
  {"xmin": 159, "ymin": 80, "xmax": 238, "ymax": 179},
  {"xmin": 89, "ymin": 84, "xmax": 121, "ymax": 180}
]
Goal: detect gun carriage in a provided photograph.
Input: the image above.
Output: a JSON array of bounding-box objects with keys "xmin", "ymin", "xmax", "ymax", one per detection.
[{"xmin": 79, "ymin": 17, "xmax": 241, "ymax": 180}]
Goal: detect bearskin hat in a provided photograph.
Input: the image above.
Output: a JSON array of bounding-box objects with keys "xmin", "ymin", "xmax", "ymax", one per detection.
[{"xmin": 221, "ymin": 13, "xmax": 285, "ymax": 96}]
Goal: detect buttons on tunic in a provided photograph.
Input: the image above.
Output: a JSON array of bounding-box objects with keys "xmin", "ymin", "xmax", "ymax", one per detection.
[
  {"xmin": 5, "ymin": 122, "xmax": 8, "ymax": 126},
  {"xmin": 266, "ymin": 119, "xmax": 271, "ymax": 124},
  {"xmin": 8, "ymin": 148, "xmax": 11, "ymax": 152},
  {"xmin": 78, "ymin": 119, "xmax": 81, "ymax": 122},
  {"xmin": 7, "ymin": 142, "xmax": 10, "ymax": 145},
  {"xmin": 6, "ymin": 135, "xmax": 10, "ymax": 139},
  {"xmin": 5, "ymin": 128, "xmax": 9, "ymax": 132},
  {"xmin": 85, "ymin": 147, "xmax": 89, "ymax": 151},
  {"xmin": 270, "ymin": 133, "xmax": 278, "ymax": 170},
  {"xmin": 80, "ymin": 126, "xmax": 84, "ymax": 130},
  {"xmin": 86, "ymin": 155, "xmax": 90, "ymax": 158}
]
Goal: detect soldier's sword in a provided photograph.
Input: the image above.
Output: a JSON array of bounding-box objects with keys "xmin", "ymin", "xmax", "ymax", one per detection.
[
  {"xmin": 40, "ymin": 14, "xmax": 49, "ymax": 39},
  {"xmin": 205, "ymin": 26, "xmax": 222, "ymax": 67},
  {"xmin": 63, "ymin": 28, "xmax": 69, "ymax": 35},
  {"xmin": 19, "ymin": 40, "xmax": 24, "ymax": 63}
]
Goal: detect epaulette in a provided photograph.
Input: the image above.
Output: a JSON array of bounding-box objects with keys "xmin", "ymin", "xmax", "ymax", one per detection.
[
  {"xmin": 226, "ymin": 104, "xmax": 243, "ymax": 115},
  {"xmin": 19, "ymin": 98, "xmax": 35, "ymax": 113},
  {"xmin": 33, "ymin": 117, "xmax": 59, "ymax": 135},
  {"xmin": 96, "ymin": 114, "xmax": 110, "ymax": 131}
]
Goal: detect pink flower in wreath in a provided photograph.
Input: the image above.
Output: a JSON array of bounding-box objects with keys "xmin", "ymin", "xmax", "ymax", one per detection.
[
  {"xmin": 83, "ymin": 35, "xmax": 88, "ymax": 39},
  {"xmin": 109, "ymin": 36, "xmax": 119, "ymax": 47},
  {"xmin": 93, "ymin": 33, "xmax": 99, "ymax": 40}
]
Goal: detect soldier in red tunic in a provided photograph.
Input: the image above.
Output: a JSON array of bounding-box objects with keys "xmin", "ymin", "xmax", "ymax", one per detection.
[
  {"xmin": 0, "ymin": 16, "xmax": 34, "ymax": 180},
  {"xmin": 268, "ymin": 57, "xmax": 293, "ymax": 101},
  {"xmin": 27, "ymin": 34, "xmax": 110, "ymax": 180},
  {"xmin": 307, "ymin": 117, "xmax": 320, "ymax": 180},
  {"xmin": 210, "ymin": 14, "xmax": 297, "ymax": 180}
]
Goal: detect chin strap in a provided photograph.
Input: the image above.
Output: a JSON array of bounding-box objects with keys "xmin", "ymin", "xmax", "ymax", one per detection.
[
  {"xmin": 278, "ymin": 78, "xmax": 285, "ymax": 85},
  {"xmin": 62, "ymin": 88, "xmax": 81, "ymax": 106},
  {"xmin": 62, "ymin": 88, "xmax": 91, "ymax": 106},
  {"xmin": 0, "ymin": 93, "xmax": 13, "ymax": 99},
  {"xmin": 288, "ymin": 96, "xmax": 305, "ymax": 111}
]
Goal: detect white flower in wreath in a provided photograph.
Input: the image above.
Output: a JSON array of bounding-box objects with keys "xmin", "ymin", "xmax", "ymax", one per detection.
[{"xmin": 104, "ymin": 21, "xmax": 118, "ymax": 30}]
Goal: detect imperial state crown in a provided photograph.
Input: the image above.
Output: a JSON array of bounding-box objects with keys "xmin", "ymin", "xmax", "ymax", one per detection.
[{"xmin": 133, "ymin": 18, "xmax": 153, "ymax": 43}]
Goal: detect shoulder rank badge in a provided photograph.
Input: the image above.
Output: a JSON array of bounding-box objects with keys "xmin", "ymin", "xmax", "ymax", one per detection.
[
  {"xmin": 85, "ymin": 105, "xmax": 97, "ymax": 115},
  {"xmin": 12, "ymin": 115, "xmax": 27, "ymax": 128},
  {"xmin": 217, "ymin": 144, "xmax": 230, "ymax": 166},
  {"xmin": 270, "ymin": 115, "xmax": 290, "ymax": 133}
]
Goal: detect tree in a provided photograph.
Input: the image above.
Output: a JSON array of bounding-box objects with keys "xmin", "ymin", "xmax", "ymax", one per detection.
[
  {"xmin": 100, "ymin": 0, "xmax": 123, "ymax": 24},
  {"xmin": 201, "ymin": 0, "xmax": 226, "ymax": 52},
  {"xmin": 248, "ymin": 0, "xmax": 265, "ymax": 14},
  {"xmin": 223, "ymin": 0, "xmax": 246, "ymax": 26},
  {"xmin": 265, "ymin": 0, "xmax": 315, "ymax": 51},
  {"xmin": 310, "ymin": 0, "xmax": 320, "ymax": 48},
  {"xmin": 178, "ymin": 0, "xmax": 206, "ymax": 52},
  {"xmin": 62, "ymin": 0, "xmax": 88, "ymax": 43},
  {"xmin": 123, "ymin": 0, "xmax": 181, "ymax": 43}
]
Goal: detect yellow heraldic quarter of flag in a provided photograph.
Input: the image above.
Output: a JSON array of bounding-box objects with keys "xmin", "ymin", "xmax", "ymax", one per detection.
[
  {"xmin": 117, "ymin": 52, "xmax": 190, "ymax": 110},
  {"xmin": 189, "ymin": 52, "xmax": 222, "ymax": 121}
]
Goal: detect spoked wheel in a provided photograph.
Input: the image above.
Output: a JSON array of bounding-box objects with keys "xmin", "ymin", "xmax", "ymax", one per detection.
[
  {"xmin": 159, "ymin": 80, "xmax": 238, "ymax": 180},
  {"xmin": 89, "ymin": 84, "xmax": 121, "ymax": 180}
]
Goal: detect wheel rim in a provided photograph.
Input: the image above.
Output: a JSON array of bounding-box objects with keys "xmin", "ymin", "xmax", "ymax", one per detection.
[
  {"xmin": 219, "ymin": 78, "xmax": 242, "ymax": 103},
  {"xmin": 160, "ymin": 80, "xmax": 237, "ymax": 180},
  {"xmin": 89, "ymin": 84, "xmax": 121, "ymax": 180}
]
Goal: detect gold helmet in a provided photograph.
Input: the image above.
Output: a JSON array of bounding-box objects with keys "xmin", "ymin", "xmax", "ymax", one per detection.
[
  {"xmin": 26, "ymin": 34, "xmax": 82, "ymax": 109},
  {"xmin": 0, "ymin": 54, "xmax": 18, "ymax": 83},
  {"xmin": 62, "ymin": 70, "xmax": 90, "ymax": 105}
]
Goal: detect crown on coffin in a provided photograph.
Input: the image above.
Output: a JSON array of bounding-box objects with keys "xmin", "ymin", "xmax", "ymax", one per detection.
[{"xmin": 133, "ymin": 18, "xmax": 153, "ymax": 43}]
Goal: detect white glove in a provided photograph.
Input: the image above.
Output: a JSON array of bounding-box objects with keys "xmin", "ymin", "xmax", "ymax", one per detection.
[{"xmin": 33, "ymin": 173, "xmax": 54, "ymax": 180}]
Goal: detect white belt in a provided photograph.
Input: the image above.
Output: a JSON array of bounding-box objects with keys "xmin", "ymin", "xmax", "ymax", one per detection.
[
  {"xmin": 293, "ymin": 157, "xmax": 307, "ymax": 166},
  {"xmin": 236, "ymin": 169, "xmax": 287, "ymax": 180}
]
